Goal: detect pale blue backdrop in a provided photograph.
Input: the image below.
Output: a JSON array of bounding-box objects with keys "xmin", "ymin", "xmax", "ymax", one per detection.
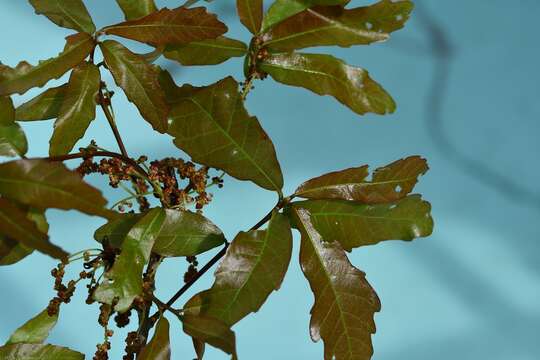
[{"xmin": 1, "ymin": 1, "xmax": 539, "ymax": 359}]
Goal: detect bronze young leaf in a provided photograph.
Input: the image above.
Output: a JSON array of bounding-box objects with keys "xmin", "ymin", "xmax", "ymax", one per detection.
[
  {"xmin": 295, "ymin": 156, "xmax": 429, "ymax": 203},
  {"xmin": 263, "ymin": 0, "xmax": 414, "ymax": 50},
  {"xmin": 236, "ymin": 0, "xmax": 263, "ymax": 34},
  {"xmin": 102, "ymin": 7, "xmax": 227, "ymax": 47},
  {"xmin": 262, "ymin": 0, "xmax": 350, "ymax": 32}
]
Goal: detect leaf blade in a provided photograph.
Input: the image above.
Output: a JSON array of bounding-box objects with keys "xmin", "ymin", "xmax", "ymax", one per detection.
[
  {"xmin": 49, "ymin": 62, "xmax": 100, "ymax": 156},
  {"xmin": 165, "ymin": 75, "xmax": 283, "ymax": 191},
  {"xmin": 184, "ymin": 212, "xmax": 292, "ymax": 326},
  {"xmin": 237, "ymin": 0, "xmax": 263, "ymax": 34},
  {"xmin": 139, "ymin": 317, "xmax": 171, "ymax": 360},
  {"xmin": 29, "ymin": 0, "xmax": 96, "ymax": 34},
  {"xmin": 264, "ymin": 1, "xmax": 413, "ymax": 50},
  {"xmin": 0, "ymin": 97, "xmax": 27, "ymax": 157},
  {"xmin": 182, "ymin": 315, "xmax": 237, "ymax": 359},
  {"xmin": 116, "ymin": 0, "xmax": 158, "ymax": 20},
  {"xmin": 93, "ymin": 208, "xmax": 165, "ymax": 312},
  {"xmin": 295, "ymin": 156, "xmax": 429, "ymax": 203},
  {"xmin": 7, "ymin": 309, "xmax": 59, "ymax": 345},
  {"xmin": 262, "ymin": 0, "xmax": 349, "ymax": 32},
  {"xmin": 296, "ymin": 195, "xmax": 433, "ymax": 251},
  {"xmin": 0, "ymin": 198, "xmax": 67, "ymax": 260},
  {"xmin": 100, "ymin": 40, "xmax": 168, "ymax": 133},
  {"xmin": 163, "ymin": 37, "xmax": 247, "ymax": 66},
  {"xmin": 0, "ymin": 344, "xmax": 84, "ymax": 359},
  {"xmin": 291, "ymin": 206, "xmax": 380, "ymax": 360},
  {"xmin": 15, "ymin": 85, "xmax": 67, "ymax": 122},
  {"xmin": 260, "ymin": 52, "xmax": 395, "ymax": 115},
  {"xmin": 0, "ymin": 159, "xmax": 116, "ymax": 219},
  {"xmin": 0, "ymin": 33, "xmax": 95, "ymax": 96},
  {"xmin": 0, "ymin": 209, "xmax": 47, "ymax": 266},
  {"xmin": 102, "ymin": 7, "xmax": 227, "ymax": 46}
]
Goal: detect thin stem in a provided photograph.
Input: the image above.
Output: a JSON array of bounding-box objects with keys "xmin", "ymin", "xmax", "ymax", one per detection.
[
  {"xmin": 109, "ymin": 192, "xmax": 153, "ymax": 210},
  {"xmin": 241, "ymin": 76, "xmax": 256, "ymax": 101},
  {"xmin": 99, "ymin": 87, "xmax": 128, "ymax": 158},
  {"xmin": 45, "ymin": 150, "xmax": 150, "ymax": 179}
]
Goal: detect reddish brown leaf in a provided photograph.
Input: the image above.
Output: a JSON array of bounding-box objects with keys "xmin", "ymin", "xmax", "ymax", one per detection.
[{"xmin": 101, "ymin": 7, "xmax": 227, "ymax": 46}]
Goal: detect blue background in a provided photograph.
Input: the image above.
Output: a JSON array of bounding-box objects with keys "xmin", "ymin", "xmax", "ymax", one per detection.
[{"xmin": 1, "ymin": 1, "xmax": 539, "ymax": 359}]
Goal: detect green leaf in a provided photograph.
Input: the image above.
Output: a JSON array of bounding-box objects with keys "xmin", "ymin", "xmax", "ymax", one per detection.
[
  {"xmin": 0, "ymin": 238, "xmax": 33, "ymax": 266},
  {"xmin": 152, "ymin": 209, "xmax": 226, "ymax": 257},
  {"xmin": 116, "ymin": 0, "xmax": 157, "ymax": 20},
  {"xmin": 94, "ymin": 209, "xmax": 226, "ymax": 257},
  {"xmin": 139, "ymin": 317, "xmax": 171, "ymax": 360},
  {"xmin": 15, "ymin": 85, "xmax": 67, "ymax": 122},
  {"xmin": 294, "ymin": 195, "xmax": 433, "ymax": 251},
  {"xmin": 93, "ymin": 208, "xmax": 165, "ymax": 312},
  {"xmin": 1, "ymin": 124, "xmax": 28, "ymax": 157},
  {"xmin": 295, "ymin": 156, "xmax": 428, "ymax": 203},
  {"xmin": 100, "ymin": 40, "xmax": 168, "ymax": 133},
  {"xmin": 0, "ymin": 33, "xmax": 95, "ymax": 96},
  {"xmin": 182, "ymin": 315, "xmax": 237, "ymax": 360},
  {"xmin": 0, "ymin": 198, "xmax": 67, "ymax": 260},
  {"xmin": 237, "ymin": 0, "xmax": 263, "ymax": 34},
  {"xmin": 184, "ymin": 212, "xmax": 292, "ymax": 325},
  {"xmin": 101, "ymin": 7, "xmax": 227, "ymax": 47},
  {"xmin": 0, "ymin": 159, "xmax": 117, "ymax": 219},
  {"xmin": 192, "ymin": 337, "xmax": 205, "ymax": 360},
  {"xmin": 164, "ymin": 75, "xmax": 283, "ymax": 191},
  {"xmin": 49, "ymin": 62, "xmax": 100, "ymax": 156},
  {"xmin": 7, "ymin": 309, "xmax": 59, "ymax": 345},
  {"xmin": 262, "ymin": 0, "xmax": 348, "ymax": 32},
  {"xmin": 0, "ymin": 97, "xmax": 27, "ymax": 157},
  {"xmin": 290, "ymin": 206, "xmax": 380, "ymax": 360},
  {"xmin": 0, "ymin": 97, "xmax": 15, "ymax": 125},
  {"xmin": 29, "ymin": 0, "xmax": 96, "ymax": 34},
  {"xmin": 0, "ymin": 123, "xmax": 28, "ymax": 158},
  {"xmin": 94, "ymin": 213, "xmax": 144, "ymax": 249},
  {"xmin": 0, "ymin": 344, "xmax": 84, "ymax": 359},
  {"xmin": 0, "ymin": 209, "xmax": 47, "ymax": 266},
  {"xmin": 163, "ymin": 37, "xmax": 247, "ymax": 66},
  {"xmin": 263, "ymin": 1, "xmax": 413, "ymax": 50},
  {"xmin": 260, "ymin": 52, "xmax": 395, "ymax": 115}
]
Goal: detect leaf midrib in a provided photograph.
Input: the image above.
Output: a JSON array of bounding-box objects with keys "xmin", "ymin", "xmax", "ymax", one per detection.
[{"xmin": 188, "ymin": 95, "xmax": 280, "ymax": 191}]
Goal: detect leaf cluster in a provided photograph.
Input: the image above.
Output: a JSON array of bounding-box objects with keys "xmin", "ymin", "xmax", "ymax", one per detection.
[{"xmin": 0, "ymin": 1, "xmax": 433, "ymax": 359}]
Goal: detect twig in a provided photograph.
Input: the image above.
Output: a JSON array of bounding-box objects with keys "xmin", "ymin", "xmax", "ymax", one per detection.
[
  {"xmin": 44, "ymin": 150, "xmax": 149, "ymax": 179},
  {"xmin": 99, "ymin": 87, "xmax": 128, "ymax": 158}
]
